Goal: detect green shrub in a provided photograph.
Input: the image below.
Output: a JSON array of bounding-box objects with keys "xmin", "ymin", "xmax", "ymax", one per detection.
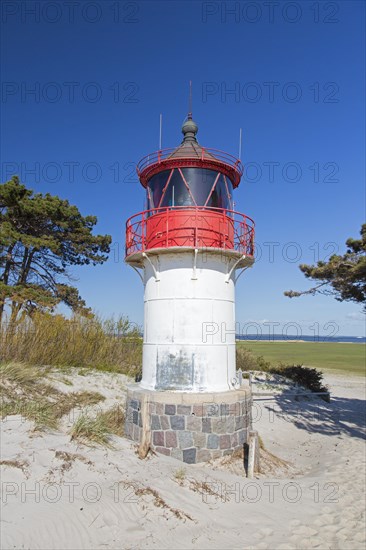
[
  {"xmin": 269, "ymin": 364, "xmax": 329, "ymax": 397},
  {"xmin": 236, "ymin": 346, "xmax": 271, "ymax": 372},
  {"xmin": 236, "ymin": 346, "xmax": 330, "ymax": 399}
]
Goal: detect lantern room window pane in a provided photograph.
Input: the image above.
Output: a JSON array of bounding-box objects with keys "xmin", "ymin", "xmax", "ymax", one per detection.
[
  {"xmin": 181, "ymin": 168, "xmax": 218, "ymax": 206},
  {"xmin": 224, "ymin": 176, "xmax": 234, "ymax": 210},
  {"xmin": 206, "ymin": 174, "xmax": 232, "ymax": 210},
  {"xmin": 147, "ymin": 169, "xmax": 171, "ymax": 209},
  {"xmin": 161, "ymin": 169, "xmax": 195, "ymax": 207},
  {"xmin": 217, "ymin": 174, "xmax": 228, "ymax": 208}
]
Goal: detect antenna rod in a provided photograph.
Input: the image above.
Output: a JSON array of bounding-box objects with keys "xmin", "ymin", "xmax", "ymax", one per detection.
[
  {"xmin": 188, "ymin": 80, "xmax": 192, "ymax": 119},
  {"xmin": 159, "ymin": 114, "xmax": 163, "ymax": 150},
  {"xmin": 238, "ymin": 128, "xmax": 242, "ymax": 160}
]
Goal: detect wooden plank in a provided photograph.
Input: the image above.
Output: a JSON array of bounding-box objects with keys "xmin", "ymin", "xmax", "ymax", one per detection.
[
  {"xmin": 138, "ymin": 394, "xmax": 151, "ymax": 459},
  {"xmin": 247, "ymin": 430, "xmax": 260, "ymax": 478}
]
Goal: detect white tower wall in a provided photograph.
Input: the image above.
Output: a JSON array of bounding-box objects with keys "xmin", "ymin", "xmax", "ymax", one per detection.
[{"xmin": 140, "ymin": 250, "xmax": 239, "ymax": 393}]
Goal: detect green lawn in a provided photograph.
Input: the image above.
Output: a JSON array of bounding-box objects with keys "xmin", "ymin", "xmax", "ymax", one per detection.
[{"xmin": 237, "ymin": 341, "xmax": 366, "ymax": 376}]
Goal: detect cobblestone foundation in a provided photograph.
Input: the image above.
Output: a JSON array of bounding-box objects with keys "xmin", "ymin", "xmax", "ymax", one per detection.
[{"xmin": 125, "ymin": 385, "xmax": 252, "ymax": 463}]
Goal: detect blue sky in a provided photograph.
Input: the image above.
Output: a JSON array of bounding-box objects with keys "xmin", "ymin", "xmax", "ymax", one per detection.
[{"xmin": 1, "ymin": 0, "xmax": 365, "ymax": 336}]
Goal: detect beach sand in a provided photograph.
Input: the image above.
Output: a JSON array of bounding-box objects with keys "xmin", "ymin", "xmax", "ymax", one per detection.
[{"xmin": 1, "ymin": 370, "xmax": 365, "ymax": 549}]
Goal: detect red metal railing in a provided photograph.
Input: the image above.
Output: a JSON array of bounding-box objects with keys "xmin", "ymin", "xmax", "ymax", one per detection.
[
  {"xmin": 125, "ymin": 206, "xmax": 255, "ymax": 258},
  {"xmin": 136, "ymin": 148, "xmax": 244, "ymax": 188}
]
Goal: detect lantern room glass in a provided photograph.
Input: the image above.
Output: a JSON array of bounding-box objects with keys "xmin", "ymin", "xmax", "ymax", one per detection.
[{"xmin": 146, "ymin": 168, "xmax": 233, "ymax": 211}]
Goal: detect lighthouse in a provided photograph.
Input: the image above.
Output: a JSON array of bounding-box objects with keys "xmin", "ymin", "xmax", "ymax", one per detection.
[{"xmin": 125, "ymin": 113, "xmax": 255, "ymax": 464}]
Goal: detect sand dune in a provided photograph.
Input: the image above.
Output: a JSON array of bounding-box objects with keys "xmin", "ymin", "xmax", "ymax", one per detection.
[{"xmin": 1, "ymin": 370, "xmax": 365, "ymax": 549}]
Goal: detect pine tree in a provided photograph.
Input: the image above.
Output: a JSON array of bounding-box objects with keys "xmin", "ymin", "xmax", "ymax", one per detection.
[
  {"xmin": 0, "ymin": 176, "xmax": 111, "ymax": 326},
  {"xmin": 285, "ymin": 224, "xmax": 366, "ymax": 311}
]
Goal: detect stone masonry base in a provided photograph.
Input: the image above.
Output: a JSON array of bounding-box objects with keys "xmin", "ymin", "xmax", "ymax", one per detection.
[{"xmin": 125, "ymin": 385, "xmax": 252, "ymax": 464}]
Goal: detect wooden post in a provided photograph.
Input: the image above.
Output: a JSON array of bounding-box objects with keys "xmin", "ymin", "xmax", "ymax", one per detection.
[
  {"xmin": 254, "ymin": 432, "xmax": 260, "ymax": 473},
  {"xmin": 237, "ymin": 369, "xmax": 243, "ymax": 386},
  {"xmin": 247, "ymin": 430, "xmax": 260, "ymax": 478},
  {"xmin": 138, "ymin": 394, "xmax": 151, "ymax": 459}
]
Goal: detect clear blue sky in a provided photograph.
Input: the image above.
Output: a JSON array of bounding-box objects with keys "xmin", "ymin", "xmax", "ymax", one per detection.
[{"xmin": 1, "ymin": 1, "xmax": 365, "ymax": 336}]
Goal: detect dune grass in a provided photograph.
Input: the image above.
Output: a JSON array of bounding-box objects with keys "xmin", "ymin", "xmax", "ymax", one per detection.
[
  {"xmin": 0, "ymin": 362, "xmax": 49, "ymax": 386},
  {"xmin": 237, "ymin": 341, "xmax": 365, "ymax": 376},
  {"xmin": 70, "ymin": 414, "xmax": 113, "ymax": 447},
  {"xmin": 70, "ymin": 405, "xmax": 125, "ymax": 448},
  {"xmin": 0, "ymin": 362, "xmax": 106, "ymax": 430},
  {"xmin": 0, "ymin": 313, "xmax": 142, "ymax": 376},
  {"xmin": 97, "ymin": 405, "xmax": 125, "ymax": 437},
  {"xmin": 1, "ymin": 389, "xmax": 106, "ymax": 431}
]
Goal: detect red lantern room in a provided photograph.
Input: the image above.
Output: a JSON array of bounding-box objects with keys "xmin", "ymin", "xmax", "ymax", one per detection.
[{"xmin": 125, "ymin": 115, "xmax": 255, "ymax": 264}]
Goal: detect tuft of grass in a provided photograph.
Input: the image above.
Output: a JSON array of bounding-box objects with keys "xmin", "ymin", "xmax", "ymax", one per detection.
[
  {"xmin": 0, "ymin": 362, "xmax": 48, "ymax": 386},
  {"xmin": 55, "ymin": 391, "xmax": 105, "ymax": 420},
  {"xmin": 173, "ymin": 467, "xmax": 186, "ymax": 484},
  {"xmin": 1, "ymin": 399, "xmax": 58, "ymax": 430},
  {"xmin": 69, "ymin": 404, "xmax": 125, "ymax": 447},
  {"xmin": 97, "ymin": 405, "xmax": 125, "ymax": 437},
  {"xmin": 70, "ymin": 413, "xmax": 112, "ymax": 447},
  {"xmin": 27, "ymin": 400, "xmax": 59, "ymax": 430}
]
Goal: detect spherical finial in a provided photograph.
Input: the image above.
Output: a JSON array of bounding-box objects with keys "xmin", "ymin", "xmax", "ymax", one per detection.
[{"xmin": 182, "ymin": 117, "xmax": 198, "ymax": 142}]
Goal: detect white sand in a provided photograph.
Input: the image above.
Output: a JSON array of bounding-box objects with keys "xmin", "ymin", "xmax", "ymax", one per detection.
[{"xmin": 1, "ymin": 370, "xmax": 365, "ymax": 550}]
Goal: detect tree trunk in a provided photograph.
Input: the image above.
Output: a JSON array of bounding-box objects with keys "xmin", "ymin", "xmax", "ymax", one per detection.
[
  {"xmin": 0, "ymin": 244, "xmax": 15, "ymax": 328},
  {"xmin": 9, "ymin": 246, "xmax": 32, "ymax": 330},
  {"xmin": 17, "ymin": 246, "xmax": 29, "ymax": 284}
]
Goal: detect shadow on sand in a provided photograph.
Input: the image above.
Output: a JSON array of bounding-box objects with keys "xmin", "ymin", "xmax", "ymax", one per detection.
[{"xmin": 253, "ymin": 387, "xmax": 366, "ymax": 441}]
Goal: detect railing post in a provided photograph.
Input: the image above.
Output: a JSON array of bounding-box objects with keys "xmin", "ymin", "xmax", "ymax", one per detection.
[
  {"xmin": 243, "ymin": 221, "xmax": 247, "ymax": 254},
  {"xmin": 194, "ymin": 208, "xmax": 197, "ymax": 247},
  {"xmin": 125, "ymin": 223, "xmax": 129, "ymax": 256},
  {"xmin": 223, "ymin": 211, "xmax": 227, "ymax": 250},
  {"xmin": 166, "ymin": 208, "xmax": 168, "ymax": 247}
]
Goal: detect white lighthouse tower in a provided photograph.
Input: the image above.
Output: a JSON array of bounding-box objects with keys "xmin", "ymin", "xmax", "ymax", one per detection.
[{"xmin": 125, "ymin": 113, "xmax": 255, "ymax": 464}]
